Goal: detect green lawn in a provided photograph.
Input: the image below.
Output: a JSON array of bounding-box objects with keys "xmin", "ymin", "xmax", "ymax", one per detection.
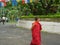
[{"xmin": 20, "ymin": 14, "xmax": 60, "ymax": 19}]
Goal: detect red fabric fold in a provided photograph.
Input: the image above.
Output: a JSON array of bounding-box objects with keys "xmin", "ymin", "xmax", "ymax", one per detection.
[{"xmin": 30, "ymin": 21, "xmax": 42, "ymax": 45}]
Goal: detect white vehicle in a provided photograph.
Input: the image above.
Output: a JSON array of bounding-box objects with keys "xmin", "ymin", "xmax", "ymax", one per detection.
[{"xmin": 0, "ymin": 17, "xmax": 9, "ymax": 23}]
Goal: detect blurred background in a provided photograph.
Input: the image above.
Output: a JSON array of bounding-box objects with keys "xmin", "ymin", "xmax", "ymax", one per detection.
[{"xmin": 0, "ymin": 0, "xmax": 60, "ymax": 22}]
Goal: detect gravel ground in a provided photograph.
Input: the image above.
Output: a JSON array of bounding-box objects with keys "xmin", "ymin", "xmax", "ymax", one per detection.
[{"xmin": 0, "ymin": 23, "xmax": 60, "ymax": 45}]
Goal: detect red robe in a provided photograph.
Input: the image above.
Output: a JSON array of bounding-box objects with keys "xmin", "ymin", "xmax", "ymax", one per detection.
[{"xmin": 30, "ymin": 21, "xmax": 42, "ymax": 45}]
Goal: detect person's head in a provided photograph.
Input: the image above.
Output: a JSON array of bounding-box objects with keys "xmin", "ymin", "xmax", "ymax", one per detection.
[{"xmin": 35, "ymin": 17, "xmax": 40, "ymax": 22}]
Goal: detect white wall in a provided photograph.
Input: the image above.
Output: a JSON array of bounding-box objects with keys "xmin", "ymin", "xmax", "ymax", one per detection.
[{"xmin": 16, "ymin": 20, "xmax": 60, "ymax": 34}]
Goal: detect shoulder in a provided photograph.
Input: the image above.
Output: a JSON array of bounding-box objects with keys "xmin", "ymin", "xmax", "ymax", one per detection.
[{"xmin": 32, "ymin": 22, "xmax": 37, "ymax": 26}]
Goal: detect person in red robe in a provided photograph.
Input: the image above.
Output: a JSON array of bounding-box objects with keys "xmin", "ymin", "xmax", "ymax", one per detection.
[{"xmin": 30, "ymin": 17, "xmax": 42, "ymax": 45}]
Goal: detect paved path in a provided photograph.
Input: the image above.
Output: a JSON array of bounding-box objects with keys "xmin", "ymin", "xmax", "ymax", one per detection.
[{"xmin": 0, "ymin": 23, "xmax": 60, "ymax": 45}]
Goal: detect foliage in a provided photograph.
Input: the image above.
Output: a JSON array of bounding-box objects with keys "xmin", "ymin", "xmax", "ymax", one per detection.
[{"xmin": 0, "ymin": 0, "xmax": 60, "ymax": 20}]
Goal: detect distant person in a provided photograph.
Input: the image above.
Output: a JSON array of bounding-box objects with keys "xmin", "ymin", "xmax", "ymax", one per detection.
[
  {"xmin": 6, "ymin": 17, "xmax": 9, "ymax": 22},
  {"xmin": 30, "ymin": 17, "xmax": 42, "ymax": 45},
  {"xmin": 0, "ymin": 17, "xmax": 2, "ymax": 23},
  {"xmin": 2, "ymin": 16, "xmax": 6, "ymax": 24},
  {"xmin": 17, "ymin": 18, "xmax": 20, "ymax": 23},
  {"xmin": 16, "ymin": 17, "xmax": 19, "ymax": 22}
]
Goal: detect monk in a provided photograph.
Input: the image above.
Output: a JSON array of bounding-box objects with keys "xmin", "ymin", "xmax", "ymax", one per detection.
[{"xmin": 30, "ymin": 17, "xmax": 42, "ymax": 45}]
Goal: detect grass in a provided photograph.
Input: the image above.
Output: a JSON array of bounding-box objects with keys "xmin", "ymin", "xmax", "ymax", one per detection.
[
  {"xmin": 8, "ymin": 20, "xmax": 17, "ymax": 24},
  {"xmin": 20, "ymin": 14, "xmax": 60, "ymax": 19}
]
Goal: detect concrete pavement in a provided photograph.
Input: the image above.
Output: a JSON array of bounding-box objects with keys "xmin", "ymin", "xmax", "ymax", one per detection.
[{"xmin": 0, "ymin": 23, "xmax": 60, "ymax": 45}]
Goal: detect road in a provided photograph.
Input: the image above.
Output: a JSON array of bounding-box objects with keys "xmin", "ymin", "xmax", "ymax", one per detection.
[{"xmin": 0, "ymin": 23, "xmax": 60, "ymax": 45}]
